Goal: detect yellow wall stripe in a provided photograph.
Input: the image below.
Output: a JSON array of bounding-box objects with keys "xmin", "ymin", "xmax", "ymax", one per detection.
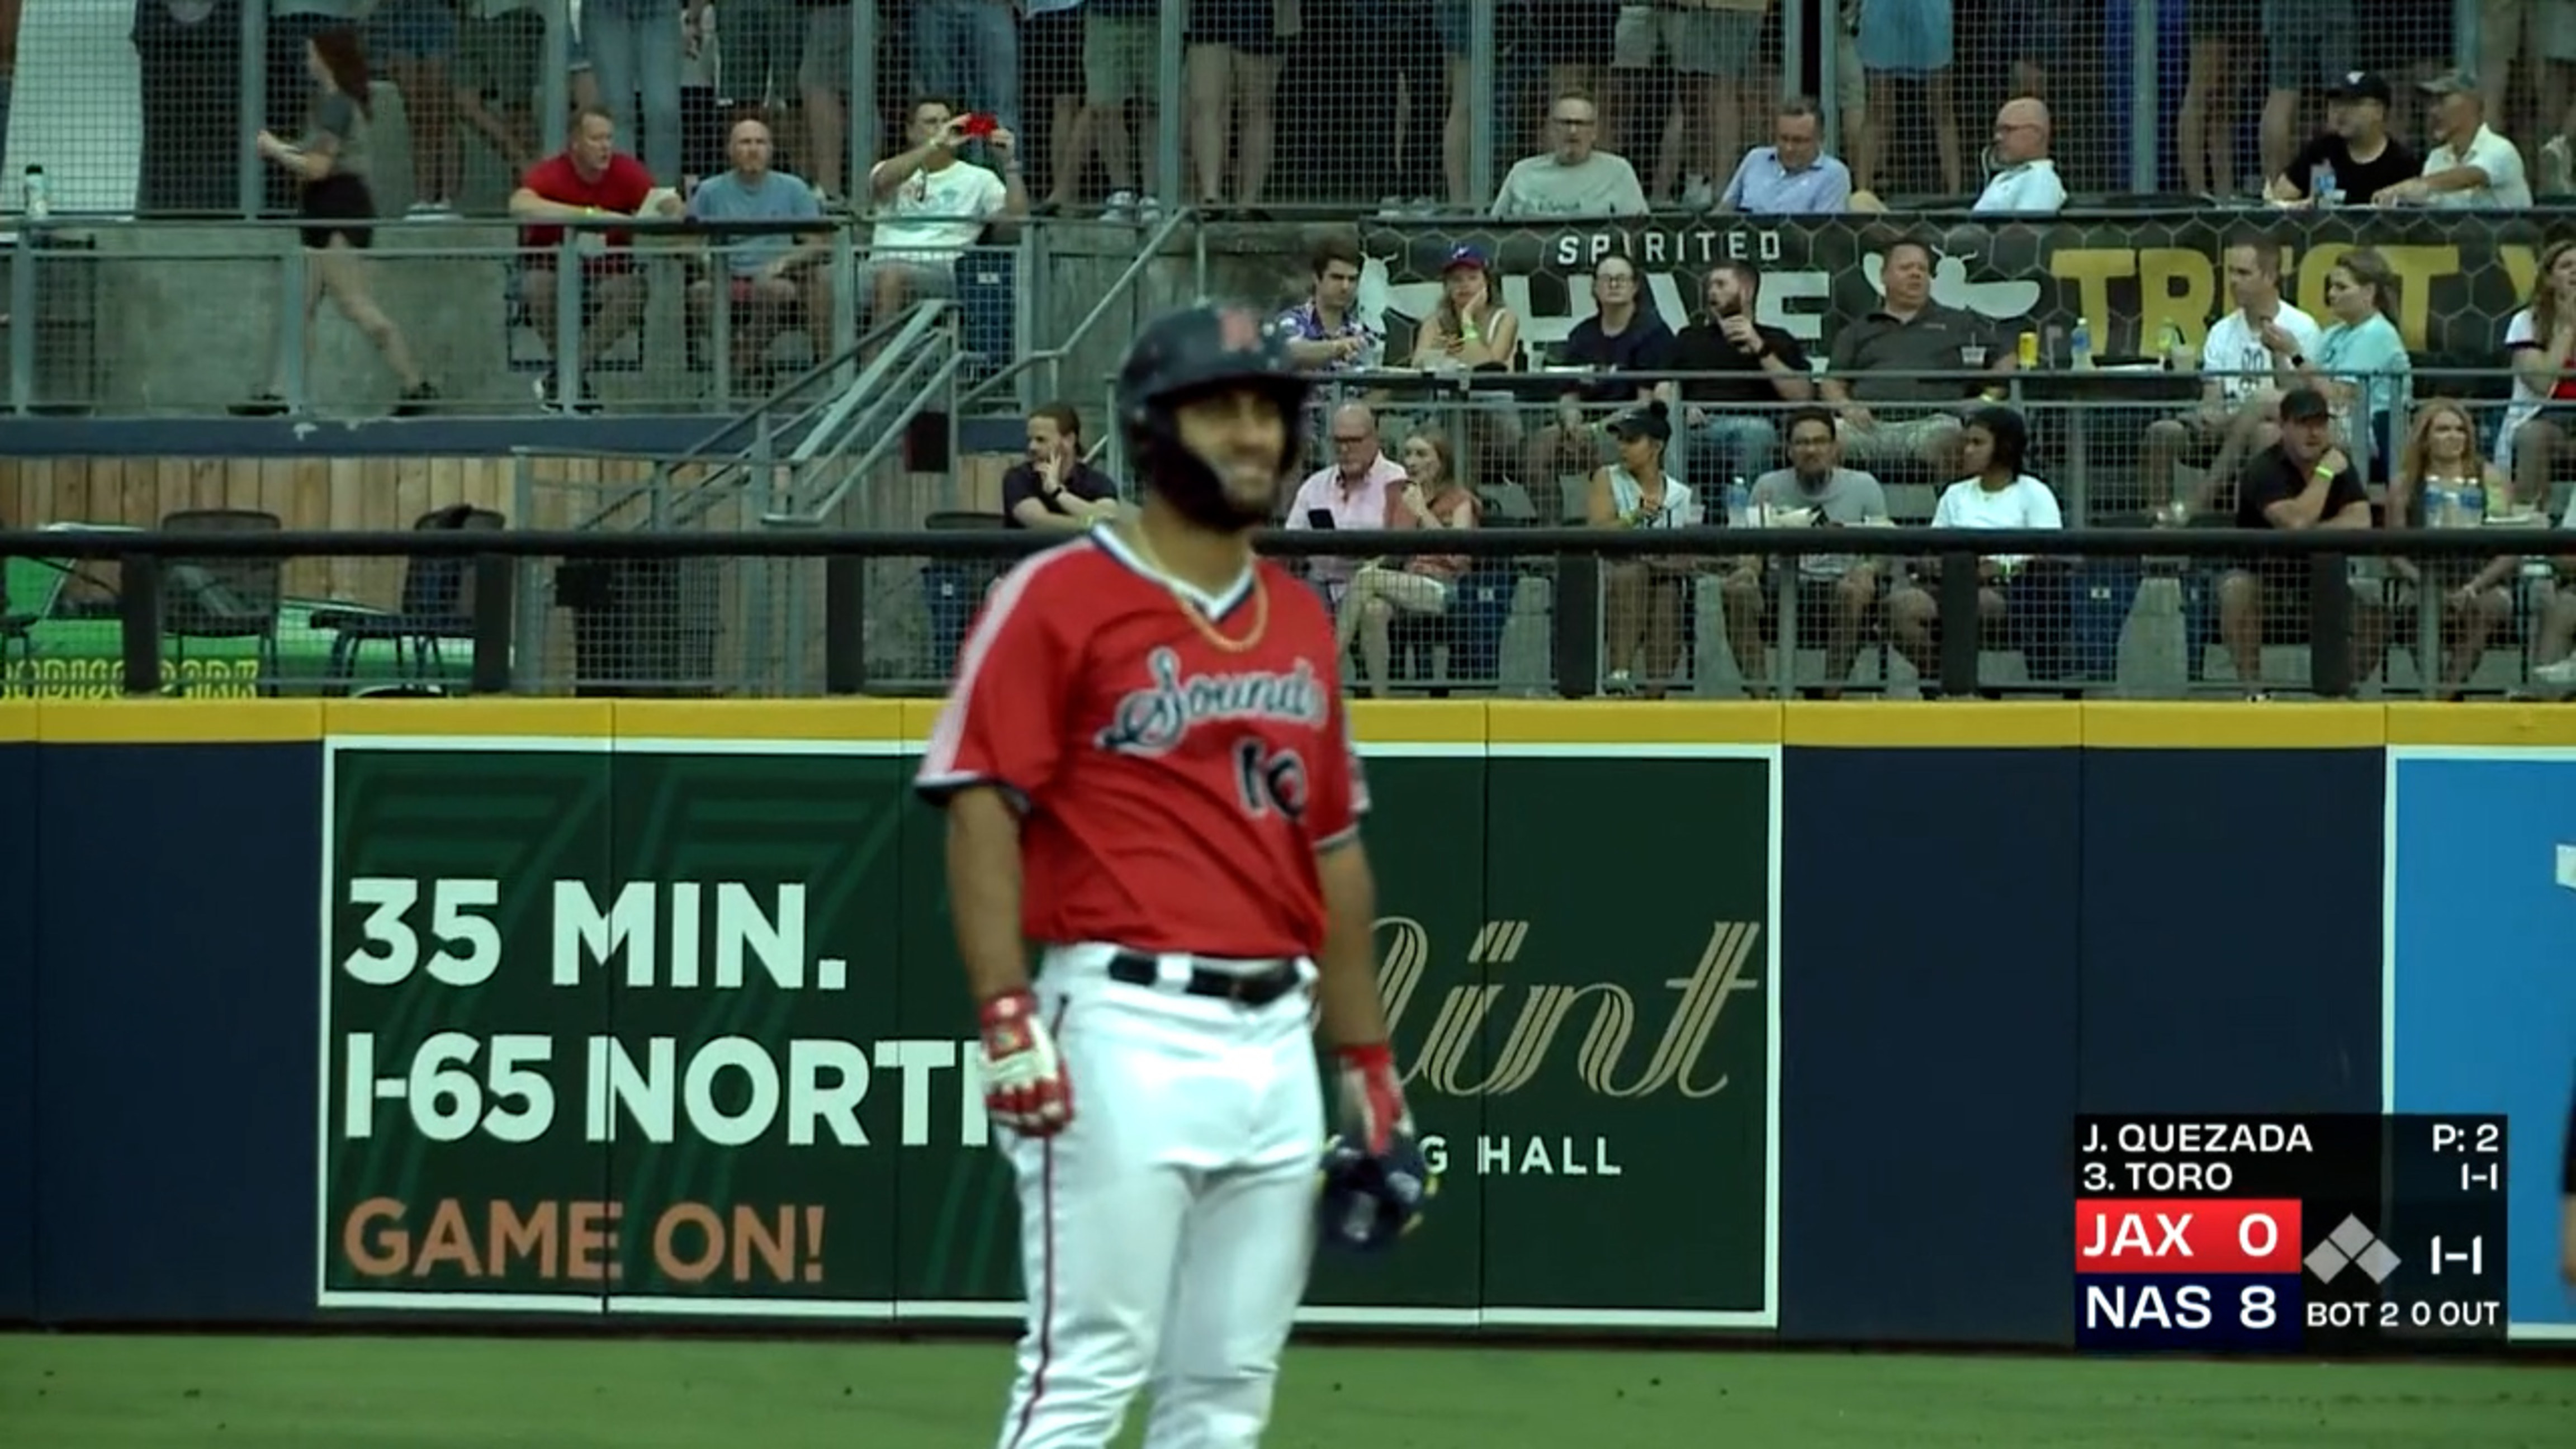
[
  {"xmin": 38, "ymin": 700, "xmax": 326, "ymax": 744},
  {"xmin": 12, "ymin": 698, "xmax": 2575, "ymax": 751},
  {"xmin": 319, "ymin": 698, "xmax": 615, "ymax": 740},
  {"xmin": 1485, "ymin": 700, "xmax": 1783, "ymax": 746},
  {"xmin": 1784, "ymin": 700, "xmax": 2082, "ymax": 747},
  {"xmin": 612, "ymin": 699, "xmax": 907, "ymax": 741},
  {"xmin": 2081, "ymin": 702, "xmax": 2390, "ymax": 750},
  {"xmin": 2384, "ymin": 703, "xmax": 2576, "ymax": 748}
]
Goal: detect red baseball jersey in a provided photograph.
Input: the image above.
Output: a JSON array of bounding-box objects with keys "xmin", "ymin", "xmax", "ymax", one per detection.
[{"xmin": 915, "ymin": 531, "xmax": 1368, "ymax": 960}]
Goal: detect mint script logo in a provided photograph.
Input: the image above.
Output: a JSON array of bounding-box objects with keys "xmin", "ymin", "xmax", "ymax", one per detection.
[{"xmin": 1371, "ymin": 917, "xmax": 1763, "ymax": 1099}]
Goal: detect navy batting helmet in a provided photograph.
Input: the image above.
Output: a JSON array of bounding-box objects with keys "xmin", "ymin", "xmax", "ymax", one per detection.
[
  {"xmin": 1115, "ymin": 302, "xmax": 1311, "ymax": 529},
  {"xmin": 1315, "ymin": 1130, "xmax": 1434, "ymax": 1254}
]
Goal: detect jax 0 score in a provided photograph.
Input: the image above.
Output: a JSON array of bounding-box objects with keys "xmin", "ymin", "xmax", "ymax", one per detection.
[{"xmin": 2072, "ymin": 1114, "xmax": 2511, "ymax": 1354}]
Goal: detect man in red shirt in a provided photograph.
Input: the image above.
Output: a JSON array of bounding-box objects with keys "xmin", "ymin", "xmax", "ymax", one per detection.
[
  {"xmin": 916, "ymin": 302, "xmax": 1414, "ymax": 1449},
  {"xmin": 506, "ymin": 105, "xmax": 682, "ymax": 411}
]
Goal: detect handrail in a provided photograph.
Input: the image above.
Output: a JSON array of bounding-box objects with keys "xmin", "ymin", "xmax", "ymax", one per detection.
[
  {"xmin": 667, "ymin": 329, "xmax": 959, "ymax": 529},
  {"xmin": 665, "ymin": 297, "xmax": 946, "ymax": 467},
  {"xmin": 560, "ymin": 299, "xmax": 955, "ymax": 533},
  {"xmin": 782, "ymin": 301, "xmax": 954, "ymax": 469},
  {"xmin": 768, "ymin": 348, "xmax": 970, "ymax": 527},
  {"xmin": 752, "ymin": 335, "xmax": 958, "ymax": 523},
  {"xmin": 955, "ymin": 205, "xmax": 1194, "ymax": 413}
]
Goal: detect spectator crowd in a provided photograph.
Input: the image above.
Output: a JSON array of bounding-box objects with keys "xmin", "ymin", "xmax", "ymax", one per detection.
[{"xmin": 7, "ymin": 3, "xmax": 2576, "ymax": 697}]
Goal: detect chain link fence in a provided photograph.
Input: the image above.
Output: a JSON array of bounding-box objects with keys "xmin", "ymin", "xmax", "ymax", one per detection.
[
  {"xmin": 504, "ymin": 452, "xmax": 983, "ymax": 696},
  {"xmin": 8, "ymin": 0, "xmax": 892, "ymax": 217},
  {"xmin": 0, "ymin": 228, "xmax": 1022, "ymax": 416},
  {"xmin": 16, "ymin": 523, "xmax": 2570, "ymax": 701},
  {"xmin": 0, "ymin": 5, "xmax": 2527, "ymax": 219}
]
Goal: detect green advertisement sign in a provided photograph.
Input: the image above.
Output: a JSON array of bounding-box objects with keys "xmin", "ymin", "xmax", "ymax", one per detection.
[{"xmin": 318, "ymin": 731, "xmax": 1778, "ymax": 1328}]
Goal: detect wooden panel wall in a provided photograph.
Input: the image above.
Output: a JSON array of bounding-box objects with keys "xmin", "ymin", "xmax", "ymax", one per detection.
[
  {"xmin": 0, "ymin": 454, "xmax": 1019, "ymax": 533},
  {"xmin": 0, "ymin": 453, "xmax": 1021, "ymax": 613}
]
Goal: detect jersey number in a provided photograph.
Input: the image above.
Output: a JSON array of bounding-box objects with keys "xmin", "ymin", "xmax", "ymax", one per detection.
[{"xmin": 1233, "ymin": 739, "xmax": 1310, "ymax": 822}]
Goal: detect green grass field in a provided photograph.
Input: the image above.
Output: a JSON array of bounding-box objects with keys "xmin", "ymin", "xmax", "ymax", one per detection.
[{"xmin": 2, "ymin": 1333, "xmax": 2573, "ymax": 1448}]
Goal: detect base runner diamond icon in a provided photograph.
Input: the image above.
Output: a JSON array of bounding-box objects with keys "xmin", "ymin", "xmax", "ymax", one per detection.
[{"xmin": 2306, "ymin": 1214, "xmax": 2403, "ymax": 1284}]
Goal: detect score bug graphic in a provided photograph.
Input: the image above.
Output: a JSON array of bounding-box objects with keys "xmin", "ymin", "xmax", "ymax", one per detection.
[
  {"xmin": 2074, "ymin": 1198, "xmax": 2303, "ymax": 1349},
  {"xmin": 2071, "ymin": 1114, "xmax": 2511, "ymax": 1354}
]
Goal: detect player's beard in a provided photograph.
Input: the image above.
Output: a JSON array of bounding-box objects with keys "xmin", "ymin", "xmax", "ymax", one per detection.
[{"xmin": 1158, "ymin": 456, "xmax": 1282, "ymax": 534}]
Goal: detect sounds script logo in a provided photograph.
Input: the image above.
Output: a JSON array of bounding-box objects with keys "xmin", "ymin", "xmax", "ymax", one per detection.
[{"xmin": 1370, "ymin": 917, "xmax": 1763, "ymax": 1099}]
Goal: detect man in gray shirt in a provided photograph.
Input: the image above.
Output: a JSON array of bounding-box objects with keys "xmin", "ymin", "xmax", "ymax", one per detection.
[
  {"xmin": 685, "ymin": 116, "xmax": 833, "ymax": 384},
  {"xmin": 1720, "ymin": 406, "xmax": 1891, "ymax": 697},
  {"xmin": 1492, "ymin": 90, "xmax": 1650, "ymax": 218}
]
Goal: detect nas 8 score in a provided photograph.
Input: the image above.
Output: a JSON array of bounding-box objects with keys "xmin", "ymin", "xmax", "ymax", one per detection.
[{"xmin": 2072, "ymin": 1114, "xmax": 2508, "ymax": 1355}]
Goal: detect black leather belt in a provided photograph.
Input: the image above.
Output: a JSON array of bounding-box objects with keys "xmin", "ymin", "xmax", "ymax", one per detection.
[{"xmin": 1106, "ymin": 951, "xmax": 1303, "ymax": 1006}]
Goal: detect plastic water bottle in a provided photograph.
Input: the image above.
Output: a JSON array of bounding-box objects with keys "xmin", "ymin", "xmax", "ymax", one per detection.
[
  {"xmin": 22, "ymin": 165, "xmax": 49, "ymax": 221},
  {"xmin": 1726, "ymin": 477, "xmax": 1751, "ymax": 529},
  {"xmin": 2070, "ymin": 318, "xmax": 2094, "ymax": 371},
  {"xmin": 2313, "ymin": 159, "xmax": 2340, "ymax": 208},
  {"xmin": 2426, "ymin": 483, "xmax": 2458, "ymax": 528},
  {"xmin": 2430, "ymin": 482, "xmax": 2485, "ymax": 529}
]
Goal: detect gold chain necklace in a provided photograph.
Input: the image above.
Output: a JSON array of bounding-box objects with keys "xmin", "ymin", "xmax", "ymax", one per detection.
[{"xmin": 1116, "ymin": 523, "xmax": 1270, "ymax": 654}]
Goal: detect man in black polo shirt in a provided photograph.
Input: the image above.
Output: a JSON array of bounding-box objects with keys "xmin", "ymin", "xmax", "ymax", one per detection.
[
  {"xmin": 1819, "ymin": 239, "xmax": 2013, "ymax": 475},
  {"xmin": 1663, "ymin": 261, "xmax": 1814, "ymax": 490},
  {"xmin": 2217, "ymin": 386, "xmax": 2380, "ymax": 697},
  {"xmin": 1002, "ymin": 401, "xmax": 1121, "ymax": 531}
]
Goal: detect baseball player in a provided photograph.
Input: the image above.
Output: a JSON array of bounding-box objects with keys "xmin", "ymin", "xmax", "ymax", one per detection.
[{"xmin": 916, "ymin": 301, "xmax": 1414, "ymax": 1449}]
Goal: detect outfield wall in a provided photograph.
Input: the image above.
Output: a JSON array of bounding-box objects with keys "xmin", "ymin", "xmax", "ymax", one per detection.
[{"xmin": 0, "ymin": 700, "xmax": 2568, "ymax": 1347}]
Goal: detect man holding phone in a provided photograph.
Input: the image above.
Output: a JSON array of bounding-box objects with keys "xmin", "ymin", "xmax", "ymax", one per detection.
[
  {"xmin": 860, "ymin": 94, "xmax": 1027, "ymax": 333},
  {"xmin": 1285, "ymin": 402, "xmax": 1408, "ymax": 603}
]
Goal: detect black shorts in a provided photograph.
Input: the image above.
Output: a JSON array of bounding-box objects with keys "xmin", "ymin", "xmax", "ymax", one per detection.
[
  {"xmin": 1519, "ymin": 0, "xmax": 1620, "ymax": 67},
  {"xmin": 299, "ymin": 172, "xmax": 377, "ymax": 250},
  {"xmin": 2228, "ymin": 558, "xmax": 2369, "ymax": 643},
  {"xmin": 1759, "ymin": 571, "xmax": 1881, "ymax": 646},
  {"xmin": 1187, "ymin": 0, "xmax": 1286, "ymax": 55},
  {"xmin": 1024, "ymin": 6, "xmax": 1083, "ymax": 103}
]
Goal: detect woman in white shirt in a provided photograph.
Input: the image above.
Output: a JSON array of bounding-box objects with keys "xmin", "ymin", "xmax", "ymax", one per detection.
[
  {"xmin": 2499, "ymin": 238, "xmax": 2576, "ymax": 505},
  {"xmin": 1886, "ymin": 406, "xmax": 2063, "ymax": 675},
  {"xmin": 1583, "ymin": 402, "xmax": 1702, "ymax": 696}
]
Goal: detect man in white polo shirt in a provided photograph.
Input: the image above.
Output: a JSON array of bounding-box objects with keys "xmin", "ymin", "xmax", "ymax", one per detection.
[
  {"xmin": 861, "ymin": 94, "xmax": 1029, "ymax": 326},
  {"xmin": 2378, "ymin": 70, "xmax": 2531, "ymax": 209},
  {"xmin": 2139, "ymin": 236, "xmax": 2326, "ymax": 518},
  {"xmin": 1973, "ymin": 97, "xmax": 2065, "ymax": 215}
]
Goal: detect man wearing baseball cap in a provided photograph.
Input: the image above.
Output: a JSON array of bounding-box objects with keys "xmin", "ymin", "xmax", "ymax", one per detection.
[
  {"xmin": 2214, "ymin": 385, "xmax": 2381, "ymax": 697},
  {"xmin": 2264, "ymin": 72, "xmax": 2420, "ymax": 206},
  {"xmin": 2378, "ymin": 70, "xmax": 2532, "ymax": 208}
]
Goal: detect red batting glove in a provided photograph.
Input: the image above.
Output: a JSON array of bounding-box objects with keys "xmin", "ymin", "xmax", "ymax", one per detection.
[
  {"xmin": 978, "ymin": 991, "xmax": 1073, "ymax": 1136},
  {"xmin": 1335, "ymin": 1041, "xmax": 1410, "ymax": 1154}
]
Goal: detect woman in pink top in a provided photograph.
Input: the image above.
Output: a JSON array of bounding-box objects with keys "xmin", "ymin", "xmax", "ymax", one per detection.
[{"xmin": 1333, "ymin": 429, "xmax": 1481, "ymax": 697}]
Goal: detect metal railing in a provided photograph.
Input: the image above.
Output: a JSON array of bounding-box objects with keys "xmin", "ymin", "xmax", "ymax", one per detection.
[
  {"xmin": 7, "ymin": 524, "xmax": 2572, "ymax": 705},
  {"xmin": 0, "ymin": 216, "xmax": 1010, "ymax": 418},
  {"xmin": 958, "ymin": 204, "xmax": 1196, "ymax": 419},
  {"xmin": 502, "ymin": 291, "xmax": 970, "ymax": 698}
]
